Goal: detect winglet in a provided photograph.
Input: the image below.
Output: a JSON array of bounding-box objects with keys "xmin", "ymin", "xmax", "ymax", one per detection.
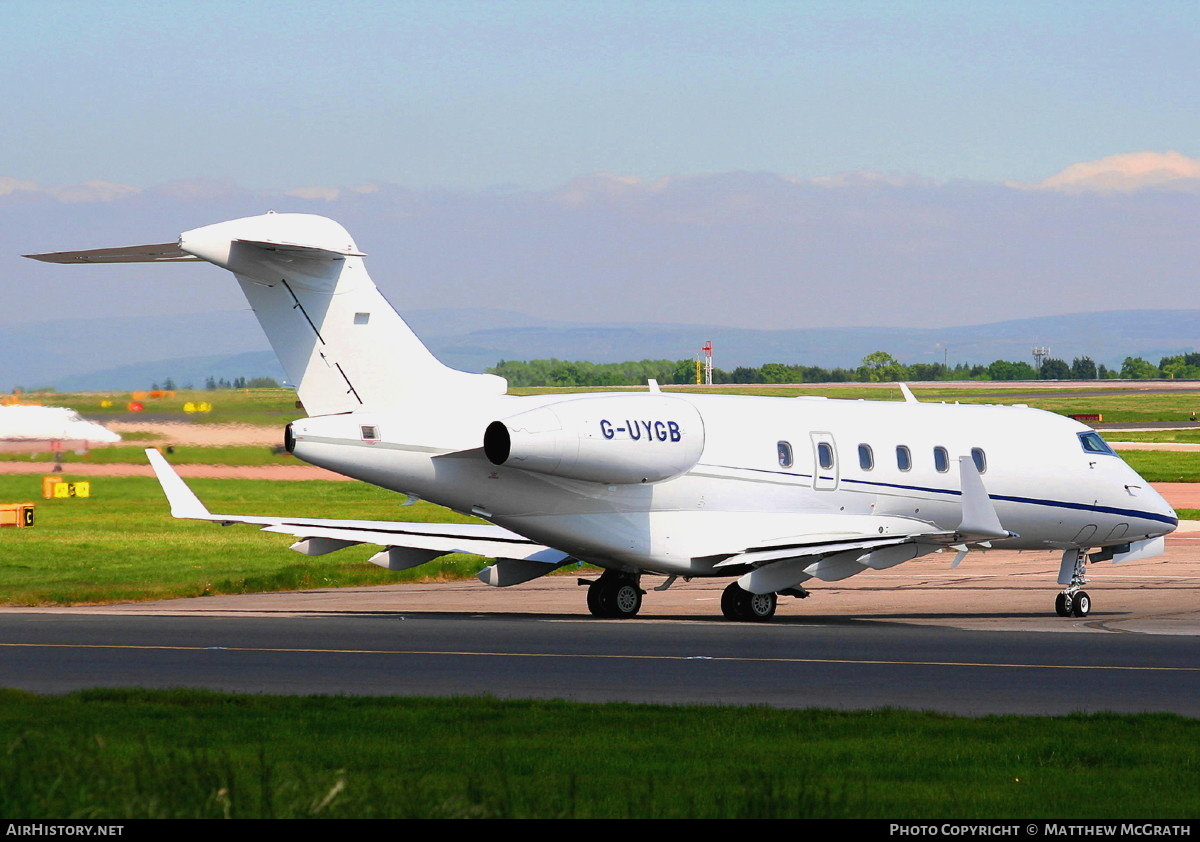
[
  {"xmin": 145, "ymin": 448, "xmax": 212, "ymax": 519},
  {"xmin": 956, "ymin": 456, "xmax": 1010, "ymax": 540}
]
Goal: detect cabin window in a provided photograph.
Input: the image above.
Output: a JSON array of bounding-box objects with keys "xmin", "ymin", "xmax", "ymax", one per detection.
[
  {"xmin": 817, "ymin": 442, "xmax": 834, "ymax": 470},
  {"xmin": 354, "ymin": 312, "xmax": 370, "ymax": 325},
  {"xmin": 1078, "ymin": 431, "xmax": 1115, "ymax": 456},
  {"xmin": 858, "ymin": 444, "xmax": 874, "ymax": 471},
  {"xmin": 971, "ymin": 447, "xmax": 987, "ymax": 473},
  {"xmin": 896, "ymin": 445, "xmax": 912, "ymax": 472},
  {"xmin": 777, "ymin": 441, "xmax": 793, "ymax": 468},
  {"xmin": 934, "ymin": 446, "xmax": 949, "ymax": 473},
  {"xmin": 360, "ymin": 425, "xmax": 379, "ymax": 441}
]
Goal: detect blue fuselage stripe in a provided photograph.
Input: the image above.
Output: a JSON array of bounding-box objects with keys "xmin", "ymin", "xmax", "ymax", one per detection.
[{"xmin": 707, "ymin": 465, "xmax": 1178, "ymax": 527}]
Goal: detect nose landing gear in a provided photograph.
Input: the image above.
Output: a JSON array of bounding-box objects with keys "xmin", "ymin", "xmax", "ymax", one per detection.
[{"xmin": 1055, "ymin": 548, "xmax": 1091, "ymax": 617}]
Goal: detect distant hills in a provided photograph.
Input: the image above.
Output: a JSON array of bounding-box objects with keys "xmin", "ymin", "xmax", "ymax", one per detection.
[{"xmin": 2, "ymin": 307, "xmax": 1197, "ymax": 392}]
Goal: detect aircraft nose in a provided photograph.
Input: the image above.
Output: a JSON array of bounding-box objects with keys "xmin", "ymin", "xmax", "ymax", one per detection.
[{"xmin": 1143, "ymin": 483, "xmax": 1178, "ymax": 537}]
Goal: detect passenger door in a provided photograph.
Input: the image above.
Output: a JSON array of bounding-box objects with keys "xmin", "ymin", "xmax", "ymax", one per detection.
[{"xmin": 810, "ymin": 432, "xmax": 839, "ymax": 490}]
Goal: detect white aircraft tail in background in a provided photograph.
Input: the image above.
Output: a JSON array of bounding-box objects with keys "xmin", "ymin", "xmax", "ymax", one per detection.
[{"xmin": 26, "ymin": 213, "xmax": 1178, "ymax": 621}]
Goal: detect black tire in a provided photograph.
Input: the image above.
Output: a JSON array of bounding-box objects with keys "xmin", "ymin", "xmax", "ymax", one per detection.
[
  {"xmin": 587, "ymin": 578, "xmax": 642, "ymax": 618},
  {"xmin": 721, "ymin": 582, "xmax": 777, "ymax": 622},
  {"xmin": 586, "ymin": 582, "xmax": 609, "ymax": 617},
  {"xmin": 1071, "ymin": 590, "xmax": 1091, "ymax": 617},
  {"xmin": 721, "ymin": 582, "xmax": 747, "ymax": 621},
  {"xmin": 1055, "ymin": 592, "xmax": 1070, "ymax": 617}
]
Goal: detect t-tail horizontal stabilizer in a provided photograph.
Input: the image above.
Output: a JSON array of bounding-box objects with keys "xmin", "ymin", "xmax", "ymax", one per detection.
[{"xmin": 24, "ymin": 244, "xmax": 199, "ymax": 264}]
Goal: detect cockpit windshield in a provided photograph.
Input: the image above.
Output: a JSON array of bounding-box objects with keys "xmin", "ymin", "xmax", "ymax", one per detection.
[{"xmin": 1078, "ymin": 431, "xmax": 1116, "ymax": 456}]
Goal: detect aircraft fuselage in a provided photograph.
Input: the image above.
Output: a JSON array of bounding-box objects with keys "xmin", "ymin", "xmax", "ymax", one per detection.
[{"xmin": 288, "ymin": 391, "xmax": 1176, "ymax": 577}]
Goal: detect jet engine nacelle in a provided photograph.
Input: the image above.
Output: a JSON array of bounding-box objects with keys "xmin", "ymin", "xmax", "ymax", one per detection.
[{"xmin": 483, "ymin": 395, "xmax": 705, "ymax": 484}]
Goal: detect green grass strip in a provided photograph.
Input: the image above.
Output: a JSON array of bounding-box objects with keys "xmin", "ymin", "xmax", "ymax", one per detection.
[
  {"xmin": 0, "ymin": 445, "xmax": 292, "ymax": 466},
  {"xmin": 0, "ymin": 475, "xmax": 497, "ymax": 605},
  {"xmin": 1117, "ymin": 451, "xmax": 1200, "ymax": 482},
  {"xmin": 1111, "ymin": 430, "xmax": 1200, "ymax": 443},
  {"xmin": 0, "ymin": 690, "xmax": 1195, "ymax": 819}
]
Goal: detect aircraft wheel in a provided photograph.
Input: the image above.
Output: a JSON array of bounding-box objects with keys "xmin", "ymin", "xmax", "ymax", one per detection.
[
  {"xmin": 721, "ymin": 583, "xmax": 777, "ymax": 622},
  {"xmin": 586, "ymin": 582, "xmax": 609, "ymax": 617},
  {"xmin": 745, "ymin": 591, "xmax": 777, "ymax": 621},
  {"xmin": 610, "ymin": 582, "xmax": 642, "ymax": 618},
  {"xmin": 721, "ymin": 583, "xmax": 747, "ymax": 620},
  {"xmin": 587, "ymin": 578, "xmax": 642, "ymax": 618},
  {"xmin": 1055, "ymin": 593, "xmax": 1070, "ymax": 617},
  {"xmin": 1071, "ymin": 590, "xmax": 1091, "ymax": 618}
]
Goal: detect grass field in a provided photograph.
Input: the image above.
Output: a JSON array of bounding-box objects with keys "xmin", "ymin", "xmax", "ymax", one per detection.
[
  {"xmin": 0, "ymin": 475, "xmax": 496, "ymax": 604},
  {"xmin": 16, "ymin": 383, "xmax": 1200, "ymax": 425},
  {"xmin": 0, "ymin": 444, "xmax": 292, "ymax": 466},
  {"xmin": 19, "ymin": 388, "xmax": 301, "ymax": 428},
  {"xmin": 1111, "ymin": 429, "xmax": 1200, "ymax": 443},
  {"xmin": 1114, "ymin": 451, "xmax": 1200, "ymax": 483},
  {"xmin": 1, "ymin": 690, "xmax": 1196, "ymax": 819}
]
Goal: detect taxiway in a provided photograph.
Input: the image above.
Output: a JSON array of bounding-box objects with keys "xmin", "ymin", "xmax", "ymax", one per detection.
[{"xmin": 2, "ymin": 543, "xmax": 1198, "ymax": 715}]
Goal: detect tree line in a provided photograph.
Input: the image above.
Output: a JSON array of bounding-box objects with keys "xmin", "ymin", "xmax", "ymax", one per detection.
[
  {"xmin": 144, "ymin": 377, "xmax": 283, "ymax": 391},
  {"xmin": 489, "ymin": 353, "xmax": 1199, "ymax": 387},
  {"xmin": 203, "ymin": 376, "xmax": 281, "ymax": 390}
]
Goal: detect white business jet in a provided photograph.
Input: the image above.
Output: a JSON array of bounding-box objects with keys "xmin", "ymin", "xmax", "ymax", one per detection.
[
  {"xmin": 0, "ymin": 404, "xmax": 121, "ymax": 460},
  {"xmin": 26, "ymin": 213, "xmax": 1177, "ymax": 621}
]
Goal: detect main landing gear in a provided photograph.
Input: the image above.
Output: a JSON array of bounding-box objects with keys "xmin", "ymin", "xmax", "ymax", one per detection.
[
  {"xmin": 584, "ymin": 572, "xmax": 644, "ymax": 618},
  {"xmin": 1055, "ymin": 548, "xmax": 1091, "ymax": 618},
  {"xmin": 721, "ymin": 582, "xmax": 777, "ymax": 622},
  {"xmin": 581, "ymin": 574, "xmax": 787, "ymax": 621}
]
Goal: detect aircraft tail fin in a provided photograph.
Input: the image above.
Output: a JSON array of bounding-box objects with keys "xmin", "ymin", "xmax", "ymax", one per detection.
[{"xmin": 28, "ymin": 213, "xmax": 507, "ymax": 416}]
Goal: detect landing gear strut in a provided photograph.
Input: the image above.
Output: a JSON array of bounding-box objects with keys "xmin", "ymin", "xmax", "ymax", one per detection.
[
  {"xmin": 1055, "ymin": 549, "xmax": 1091, "ymax": 618},
  {"xmin": 584, "ymin": 572, "xmax": 644, "ymax": 618},
  {"xmin": 721, "ymin": 582, "xmax": 777, "ymax": 622}
]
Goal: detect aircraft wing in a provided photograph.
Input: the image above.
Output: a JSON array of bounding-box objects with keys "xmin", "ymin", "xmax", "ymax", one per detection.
[
  {"xmin": 145, "ymin": 450, "xmax": 567, "ymax": 577},
  {"xmin": 699, "ymin": 527, "xmax": 955, "ymax": 593},
  {"xmin": 707, "ymin": 531, "xmax": 946, "ymax": 567},
  {"xmin": 704, "ymin": 456, "xmax": 1014, "ymax": 593}
]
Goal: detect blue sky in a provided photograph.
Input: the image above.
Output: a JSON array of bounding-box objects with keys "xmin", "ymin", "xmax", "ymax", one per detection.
[
  {"xmin": 4, "ymin": 0, "xmax": 1198, "ymax": 191},
  {"xmin": 2, "ymin": 0, "xmax": 1199, "ymax": 347}
]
